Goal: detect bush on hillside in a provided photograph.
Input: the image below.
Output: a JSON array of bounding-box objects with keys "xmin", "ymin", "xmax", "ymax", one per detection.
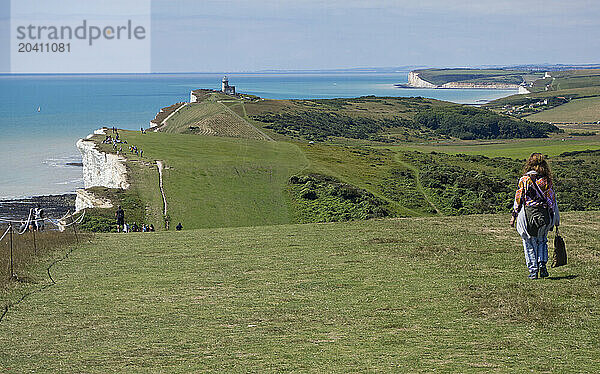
[
  {"xmin": 253, "ymin": 112, "xmax": 415, "ymax": 141},
  {"xmin": 414, "ymin": 107, "xmax": 559, "ymax": 139},
  {"xmin": 289, "ymin": 174, "xmax": 392, "ymax": 223}
]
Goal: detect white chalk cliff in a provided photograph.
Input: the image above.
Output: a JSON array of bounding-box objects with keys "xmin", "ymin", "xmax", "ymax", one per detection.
[
  {"xmin": 75, "ymin": 129, "xmax": 129, "ymax": 211},
  {"xmin": 408, "ymin": 71, "xmax": 521, "ymax": 89},
  {"xmin": 408, "ymin": 71, "xmax": 438, "ymax": 88},
  {"xmin": 75, "ymin": 189, "xmax": 113, "ymax": 212}
]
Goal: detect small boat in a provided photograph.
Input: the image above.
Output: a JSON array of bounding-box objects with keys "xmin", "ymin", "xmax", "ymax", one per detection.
[{"xmin": 37, "ymin": 106, "xmax": 41, "ymax": 112}]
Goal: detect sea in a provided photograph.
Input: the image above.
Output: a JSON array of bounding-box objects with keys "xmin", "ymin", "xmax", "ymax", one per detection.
[{"xmin": 0, "ymin": 72, "xmax": 518, "ymax": 199}]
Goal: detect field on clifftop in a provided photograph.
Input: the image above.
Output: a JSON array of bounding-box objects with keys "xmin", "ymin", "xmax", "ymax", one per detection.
[
  {"xmin": 3, "ymin": 86, "xmax": 600, "ymax": 372},
  {"xmin": 1, "ymin": 212, "xmax": 599, "ymax": 372}
]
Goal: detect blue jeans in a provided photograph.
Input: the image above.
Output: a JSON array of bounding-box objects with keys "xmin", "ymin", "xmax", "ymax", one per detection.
[{"xmin": 522, "ymin": 234, "xmax": 548, "ymax": 275}]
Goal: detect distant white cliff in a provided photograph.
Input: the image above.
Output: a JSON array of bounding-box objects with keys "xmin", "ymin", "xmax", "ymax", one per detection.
[
  {"xmin": 408, "ymin": 71, "xmax": 438, "ymax": 88},
  {"xmin": 407, "ymin": 71, "xmax": 521, "ymax": 89}
]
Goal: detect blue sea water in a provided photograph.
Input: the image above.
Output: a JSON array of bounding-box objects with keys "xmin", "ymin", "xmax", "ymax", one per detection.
[{"xmin": 0, "ymin": 72, "xmax": 518, "ymax": 198}]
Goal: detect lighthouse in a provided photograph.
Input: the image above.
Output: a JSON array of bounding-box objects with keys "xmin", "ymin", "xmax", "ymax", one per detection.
[{"xmin": 221, "ymin": 76, "xmax": 236, "ymax": 95}]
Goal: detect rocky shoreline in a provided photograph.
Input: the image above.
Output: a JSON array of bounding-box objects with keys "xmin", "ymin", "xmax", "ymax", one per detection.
[{"xmin": 0, "ymin": 194, "xmax": 76, "ymax": 222}]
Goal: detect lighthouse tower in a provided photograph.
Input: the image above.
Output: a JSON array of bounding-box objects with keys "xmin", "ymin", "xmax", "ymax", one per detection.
[
  {"xmin": 222, "ymin": 76, "xmax": 228, "ymax": 92},
  {"xmin": 221, "ymin": 76, "xmax": 236, "ymax": 95}
]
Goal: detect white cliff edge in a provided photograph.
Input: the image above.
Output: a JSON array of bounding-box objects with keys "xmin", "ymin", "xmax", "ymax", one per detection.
[
  {"xmin": 75, "ymin": 128, "xmax": 130, "ymax": 212},
  {"xmin": 408, "ymin": 71, "xmax": 522, "ymax": 90},
  {"xmin": 75, "ymin": 189, "xmax": 113, "ymax": 212},
  {"xmin": 408, "ymin": 71, "xmax": 438, "ymax": 88}
]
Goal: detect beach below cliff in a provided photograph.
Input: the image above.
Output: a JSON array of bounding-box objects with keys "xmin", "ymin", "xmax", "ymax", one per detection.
[{"xmin": 0, "ymin": 194, "xmax": 76, "ymax": 223}]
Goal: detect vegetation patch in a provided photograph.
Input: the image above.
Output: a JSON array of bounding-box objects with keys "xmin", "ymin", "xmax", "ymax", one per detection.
[
  {"xmin": 415, "ymin": 106, "xmax": 560, "ymax": 139},
  {"xmin": 80, "ymin": 186, "xmax": 146, "ymax": 233},
  {"xmin": 253, "ymin": 111, "xmax": 414, "ymax": 141},
  {"xmin": 288, "ymin": 173, "xmax": 392, "ymax": 223}
]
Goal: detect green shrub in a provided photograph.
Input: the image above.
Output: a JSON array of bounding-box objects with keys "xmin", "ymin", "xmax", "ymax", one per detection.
[{"xmin": 79, "ymin": 215, "xmax": 117, "ymax": 233}]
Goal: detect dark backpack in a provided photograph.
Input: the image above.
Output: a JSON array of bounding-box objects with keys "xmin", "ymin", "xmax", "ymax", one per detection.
[
  {"xmin": 525, "ymin": 205, "xmax": 551, "ymax": 237},
  {"xmin": 524, "ymin": 176, "xmax": 554, "ymax": 237}
]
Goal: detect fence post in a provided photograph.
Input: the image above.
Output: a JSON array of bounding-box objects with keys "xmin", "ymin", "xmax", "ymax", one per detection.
[
  {"xmin": 72, "ymin": 215, "xmax": 79, "ymax": 244},
  {"xmin": 32, "ymin": 226, "xmax": 37, "ymax": 255},
  {"xmin": 9, "ymin": 224, "xmax": 14, "ymax": 279}
]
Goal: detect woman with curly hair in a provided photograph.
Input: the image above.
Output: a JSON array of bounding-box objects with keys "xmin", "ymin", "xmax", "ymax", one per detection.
[{"xmin": 510, "ymin": 153, "xmax": 560, "ymax": 279}]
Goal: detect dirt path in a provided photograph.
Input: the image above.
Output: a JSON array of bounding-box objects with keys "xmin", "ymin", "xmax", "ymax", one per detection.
[
  {"xmin": 156, "ymin": 160, "xmax": 169, "ymax": 229},
  {"xmin": 153, "ymin": 103, "xmax": 188, "ymax": 132},
  {"xmin": 394, "ymin": 155, "xmax": 442, "ymax": 215}
]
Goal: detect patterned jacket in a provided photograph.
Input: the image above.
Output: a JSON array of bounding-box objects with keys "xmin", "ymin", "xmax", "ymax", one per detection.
[{"xmin": 512, "ymin": 171, "xmax": 556, "ymax": 217}]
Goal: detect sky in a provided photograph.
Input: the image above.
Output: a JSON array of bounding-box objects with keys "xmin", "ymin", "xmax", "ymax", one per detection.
[{"xmin": 2, "ymin": 0, "xmax": 600, "ymax": 73}]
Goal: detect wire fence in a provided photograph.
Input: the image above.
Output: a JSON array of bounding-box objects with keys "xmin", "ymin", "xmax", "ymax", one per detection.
[{"xmin": 0, "ymin": 209, "xmax": 85, "ymax": 281}]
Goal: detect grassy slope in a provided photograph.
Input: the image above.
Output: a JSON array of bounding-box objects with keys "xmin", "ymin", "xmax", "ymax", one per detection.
[
  {"xmin": 94, "ymin": 128, "xmax": 600, "ymax": 228},
  {"xmin": 161, "ymin": 101, "xmax": 224, "ymax": 133},
  {"xmin": 488, "ymin": 86, "xmax": 600, "ymax": 108},
  {"xmin": 386, "ymin": 136, "xmax": 600, "ymax": 159},
  {"xmin": 113, "ymin": 131, "xmax": 308, "ymax": 230},
  {"xmin": 527, "ymin": 96, "xmax": 600, "ymax": 123},
  {"xmin": 486, "ymin": 69, "xmax": 600, "ymax": 123},
  {"xmin": 1, "ymin": 212, "xmax": 599, "ymax": 372}
]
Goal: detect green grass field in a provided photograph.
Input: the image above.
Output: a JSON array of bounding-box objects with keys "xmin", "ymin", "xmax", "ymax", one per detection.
[
  {"xmin": 103, "ymin": 131, "xmax": 308, "ymax": 230},
  {"xmin": 486, "ymin": 69, "xmax": 600, "ymax": 122},
  {"xmin": 1, "ymin": 212, "xmax": 599, "ymax": 372},
  {"xmin": 92, "ymin": 128, "xmax": 600, "ymax": 230},
  {"xmin": 526, "ymin": 96, "xmax": 600, "ymax": 123},
  {"xmin": 387, "ymin": 137, "xmax": 600, "ymax": 159}
]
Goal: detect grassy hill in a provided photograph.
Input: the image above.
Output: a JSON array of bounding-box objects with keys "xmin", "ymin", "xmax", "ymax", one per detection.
[
  {"xmin": 1, "ymin": 212, "xmax": 599, "ymax": 372},
  {"xmin": 486, "ymin": 69, "xmax": 600, "ymax": 123},
  {"xmin": 165, "ymin": 91, "xmax": 559, "ymax": 143},
  {"xmin": 86, "ymin": 127, "xmax": 600, "ymax": 233},
  {"xmin": 527, "ymin": 96, "xmax": 600, "ymax": 123},
  {"xmin": 544, "ymin": 69, "xmax": 600, "ymax": 91},
  {"xmin": 93, "ymin": 131, "xmax": 308, "ymax": 230}
]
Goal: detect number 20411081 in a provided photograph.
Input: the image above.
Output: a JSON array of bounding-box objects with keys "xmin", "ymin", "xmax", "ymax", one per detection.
[{"xmin": 18, "ymin": 43, "xmax": 71, "ymax": 53}]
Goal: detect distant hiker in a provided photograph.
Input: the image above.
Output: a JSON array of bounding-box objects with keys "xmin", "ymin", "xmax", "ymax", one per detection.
[
  {"xmin": 131, "ymin": 222, "xmax": 138, "ymax": 232},
  {"xmin": 176, "ymin": 222, "xmax": 183, "ymax": 231},
  {"xmin": 115, "ymin": 206, "xmax": 125, "ymax": 232},
  {"xmin": 510, "ymin": 153, "xmax": 560, "ymax": 280},
  {"xmin": 123, "ymin": 223, "xmax": 129, "ymax": 233},
  {"xmin": 34, "ymin": 205, "xmax": 44, "ymax": 231}
]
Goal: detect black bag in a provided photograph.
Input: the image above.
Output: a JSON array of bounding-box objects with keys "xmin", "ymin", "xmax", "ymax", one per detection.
[
  {"xmin": 552, "ymin": 228, "xmax": 567, "ymax": 268},
  {"xmin": 524, "ymin": 175, "xmax": 554, "ymax": 237},
  {"xmin": 524, "ymin": 205, "xmax": 551, "ymax": 237}
]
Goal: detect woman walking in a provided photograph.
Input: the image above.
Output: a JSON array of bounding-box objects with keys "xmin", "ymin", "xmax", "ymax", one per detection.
[{"xmin": 510, "ymin": 153, "xmax": 560, "ymax": 279}]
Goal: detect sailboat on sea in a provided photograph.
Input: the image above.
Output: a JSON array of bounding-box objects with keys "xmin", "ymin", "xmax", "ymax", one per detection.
[{"xmin": 37, "ymin": 106, "xmax": 41, "ymax": 112}]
